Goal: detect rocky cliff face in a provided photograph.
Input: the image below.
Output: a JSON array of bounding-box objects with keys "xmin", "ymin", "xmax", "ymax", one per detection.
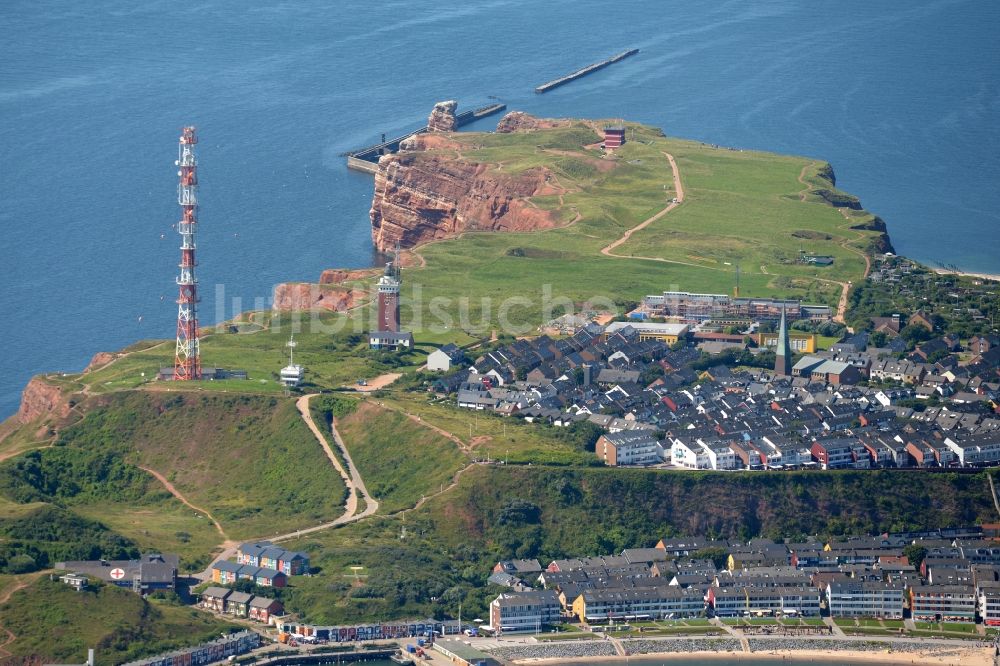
[
  {"xmin": 18, "ymin": 377, "xmax": 74, "ymax": 424},
  {"xmin": 272, "ymin": 283, "xmax": 365, "ymax": 312},
  {"xmin": 319, "ymin": 268, "xmax": 379, "ymax": 285},
  {"xmin": 369, "ymin": 148, "xmax": 564, "ymax": 251},
  {"xmin": 427, "ymin": 100, "xmax": 457, "ymax": 132},
  {"xmin": 495, "ymin": 111, "xmax": 571, "ymax": 134}
]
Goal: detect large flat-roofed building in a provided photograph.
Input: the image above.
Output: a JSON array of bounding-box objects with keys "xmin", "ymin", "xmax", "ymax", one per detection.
[
  {"xmin": 826, "ymin": 581, "xmax": 905, "ymax": 619},
  {"xmin": 639, "ymin": 291, "xmax": 831, "ymax": 323},
  {"xmin": 489, "ymin": 590, "xmax": 561, "ymax": 634},
  {"xmin": 910, "ymin": 584, "xmax": 977, "ymax": 622},
  {"xmin": 573, "ymin": 585, "xmax": 704, "ymax": 622},
  {"xmin": 597, "ymin": 431, "xmax": 662, "ymax": 466},
  {"xmin": 56, "ymin": 553, "xmax": 178, "ymax": 594},
  {"xmin": 604, "ymin": 321, "xmax": 689, "ymax": 344}
]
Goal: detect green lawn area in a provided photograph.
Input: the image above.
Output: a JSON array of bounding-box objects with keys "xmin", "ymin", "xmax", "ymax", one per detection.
[
  {"xmin": 834, "ymin": 618, "xmax": 858, "ymax": 627},
  {"xmin": 381, "ymin": 392, "xmax": 595, "ymax": 465},
  {"xmin": 940, "ymin": 622, "xmax": 976, "ymax": 632},
  {"xmin": 335, "ymin": 399, "xmax": 467, "ymax": 513},
  {"xmin": 70, "ymin": 498, "xmax": 222, "ymax": 572}
]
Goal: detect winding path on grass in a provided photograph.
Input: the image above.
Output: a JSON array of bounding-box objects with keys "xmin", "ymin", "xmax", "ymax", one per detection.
[
  {"xmin": 266, "ymin": 395, "xmax": 379, "ymax": 543},
  {"xmin": 192, "ymin": 395, "xmax": 379, "ymax": 580},
  {"xmin": 0, "ymin": 571, "xmax": 46, "ymax": 658},
  {"xmin": 600, "ymin": 151, "xmax": 687, "ymax": 259},
  {"xmin": 796, "ymin": 161, "xmax": 874, "ymax": 323},
  {"xmin": 140, "ymin": 465, "xmax": 230, "ymax": 543}
]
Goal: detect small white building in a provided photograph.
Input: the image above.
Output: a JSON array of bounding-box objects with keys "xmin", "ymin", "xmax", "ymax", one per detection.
[
  {"xmin": 280, "ymin": 335, "xmax": 305, "ymax": 388},
  {"xmin": 427, "ymin": 343, "xmax": 465, "ymax": 372},
  {"xmin": 671, "ymin": 438, "xmax": 711, "ymax": 469}
]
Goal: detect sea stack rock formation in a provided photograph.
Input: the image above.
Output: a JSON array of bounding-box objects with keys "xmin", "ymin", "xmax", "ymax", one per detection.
[{"xmin": 427, "ymin": 100, "xmax": 458, "ymax": 132}]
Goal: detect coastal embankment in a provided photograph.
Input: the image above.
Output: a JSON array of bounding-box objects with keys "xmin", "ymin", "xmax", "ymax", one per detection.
[{"xmin": 488, "ymin": 636, "xmax": 994, "ymax": 666}]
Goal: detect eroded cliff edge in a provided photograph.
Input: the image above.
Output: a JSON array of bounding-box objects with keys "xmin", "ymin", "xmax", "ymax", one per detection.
[{"xmin": 369, "ymin": 113, "xmax": 573, "ymax": 252}]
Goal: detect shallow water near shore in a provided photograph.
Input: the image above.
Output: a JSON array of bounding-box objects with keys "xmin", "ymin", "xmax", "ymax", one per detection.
[{"xmin": 2, "ymin": 0, "xmax": 998, "ymax": 418}]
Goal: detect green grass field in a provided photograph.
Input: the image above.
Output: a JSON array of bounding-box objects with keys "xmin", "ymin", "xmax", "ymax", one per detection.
[
  {"xmin": 5, "ymin": 392, "xmax": 349, "ymax": 540},
  {"xmin": 335, "ymin": 400, "xmax": 468, "ymax": 513},
  {"xmin": 379, "ymin": 121, "xmax": 882, "ymax": 336}
]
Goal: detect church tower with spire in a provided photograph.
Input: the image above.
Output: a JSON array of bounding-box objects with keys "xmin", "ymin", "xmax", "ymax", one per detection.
[{"xmin": 774, "ymin": 304, "xmax": 793, "ymax": 376}]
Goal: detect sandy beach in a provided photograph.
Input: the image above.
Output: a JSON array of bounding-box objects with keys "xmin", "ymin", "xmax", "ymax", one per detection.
[{"xmin": 932, "ymin": 268, "xmax": 1000, "ymax": 282}]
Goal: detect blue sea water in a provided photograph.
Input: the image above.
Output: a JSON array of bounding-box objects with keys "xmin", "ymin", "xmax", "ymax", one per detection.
[{"xmin": 1, "ymin": 0, "xmax": 999, "ymax": 419}]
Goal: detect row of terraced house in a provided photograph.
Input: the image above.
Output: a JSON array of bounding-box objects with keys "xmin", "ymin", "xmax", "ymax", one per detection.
[
  {"xmin": 209, "ymin": 542, "xmax": 310, "ymax": 588},
  {"xmin": 487, "ymin": 525, "xmax": 1000, "ymax": 633}
]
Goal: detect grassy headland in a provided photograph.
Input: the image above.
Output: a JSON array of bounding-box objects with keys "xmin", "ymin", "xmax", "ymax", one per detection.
[{"xmin": 0, "ymin": 577, "xmax": 237, "ymax": 666}]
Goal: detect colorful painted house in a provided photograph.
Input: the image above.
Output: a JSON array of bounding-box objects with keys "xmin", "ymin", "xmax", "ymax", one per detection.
[
  {"xmin": 212, "ymin": 560, "xmax": 242, "ymax": 585},
  {"xmin": 249, "ymin": 596, "xmax": 285, "ymax": 623},
  {"xmin": 237, "ymin": 541, "xmax": 309, "ymax": 575}
]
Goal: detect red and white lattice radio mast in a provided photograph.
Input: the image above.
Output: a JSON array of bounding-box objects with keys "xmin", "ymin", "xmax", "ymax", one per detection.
[{"xmin": 173, "ymin": 127, "xmax": 201, "ymax": 380}]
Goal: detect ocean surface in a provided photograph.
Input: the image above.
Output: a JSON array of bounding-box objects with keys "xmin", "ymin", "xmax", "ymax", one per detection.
[{"xmin": 2, "ymin": 0, "xmax": 999, "ymax": 418}]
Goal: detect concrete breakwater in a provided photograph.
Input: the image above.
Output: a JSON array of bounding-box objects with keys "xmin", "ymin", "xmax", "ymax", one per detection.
[
  {"xmin": 344, "ymin": 102, "xmax": 506, "ymax": 173},
  {"xmin": 534, "ymin": 48, "xmax": 639, "ymax": 93}
]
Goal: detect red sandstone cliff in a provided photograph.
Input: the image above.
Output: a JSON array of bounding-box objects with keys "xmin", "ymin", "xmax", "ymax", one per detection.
[
  {"xmin": 495, "ymin": 111, "xmax": 571, "ymax": 134},
  {"xmin": 272, "ymin": 283, "xmax": 367, "ymax": 312},
  {"xmin": 18, "ymin": 377, "xmax": 75, "ymax": 424},
  {"xmin": 319, "ymin": 268, "xmax": 379, "ymax": 285},
  {"xmin": 369, "ymin": 140, "xmax": 565, "ymax": 251}
]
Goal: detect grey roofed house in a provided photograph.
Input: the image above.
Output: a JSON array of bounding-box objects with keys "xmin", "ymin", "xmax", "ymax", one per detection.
[
  {"xmin": 622, "ymin": 548, "xmax": 669, "ymax": 565},
  {"xmin": 201, "ymin": 586, "xmax": 231, "ymax": 600},
  {"xmin": 498, "ymin": 558, "xmax": 543, "ymax": 574},
  {"xmin": 213, "ymin": 560, "xmax": 242, "ymax": 574},
  {"xmin": 488, "ymin": 572, "xmax": 527, "ymax": 588},
  {"xmin": 596, "ymin": 368, "xmax": 641, "ymax": 385},
  {"xmin": 369, "ymin": 330, "xmax": 414, "ymax": 350}
]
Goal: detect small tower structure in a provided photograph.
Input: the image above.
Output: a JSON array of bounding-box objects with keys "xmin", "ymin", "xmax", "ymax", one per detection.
[
  {"xmin": 173, "ymin": 127, "xmax": 201, "ymax": 380},
  {"xmin": 603, "ymin": 123, "xmax": 625, "ymax": 150},
  {"xmin": 369, "ymin": 247, "xmax": 413, "ymax": 351},
  {"xmin": 280, "ymin": 334, "xmax": 305, "ymax": 388},
  {"xmin": 376, "ymin": 259, "xmax": 401, "ymax": 333},
  {"xmin": 774, "ymin": 304, "xmax": 793, "ymax": 376}
]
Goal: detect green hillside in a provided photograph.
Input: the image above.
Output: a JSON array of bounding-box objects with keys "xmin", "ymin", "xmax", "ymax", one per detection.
[
  {"xmin": 0, "ymin": 392, "xmax": 349, "ymax": 558},
  {"xmin": 279, "ymin": 463, "xmax": 998, "ymax": 624},
  {"xmin": 50, "ymin": 392, "xmax": 349, "ymax": 539},
  {"xmin": 334, "ymin": 399, "xmax": 467, "ymax": 513},
  {"xmin": 0, "ymin": 578, "xmax": 236, "ymax": 666}
]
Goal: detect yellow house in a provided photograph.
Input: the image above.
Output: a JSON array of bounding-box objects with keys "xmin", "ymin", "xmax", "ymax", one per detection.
[
  {"xmin": 571, "ymin": 592, "xmax": 588, "ymax": 622},
  {"xmin": 758, "ymin": 331, "xmax": 817, "ymax": 353},
  {"xmin": 605, "ymin": 321, "xmax": 690, "ymax": 345}
]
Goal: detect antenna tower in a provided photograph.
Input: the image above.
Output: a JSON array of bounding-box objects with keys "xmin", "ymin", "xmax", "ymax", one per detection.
[{"xmin": 173, "ymin": 127, "xmax": 201, "ymax": 380}]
